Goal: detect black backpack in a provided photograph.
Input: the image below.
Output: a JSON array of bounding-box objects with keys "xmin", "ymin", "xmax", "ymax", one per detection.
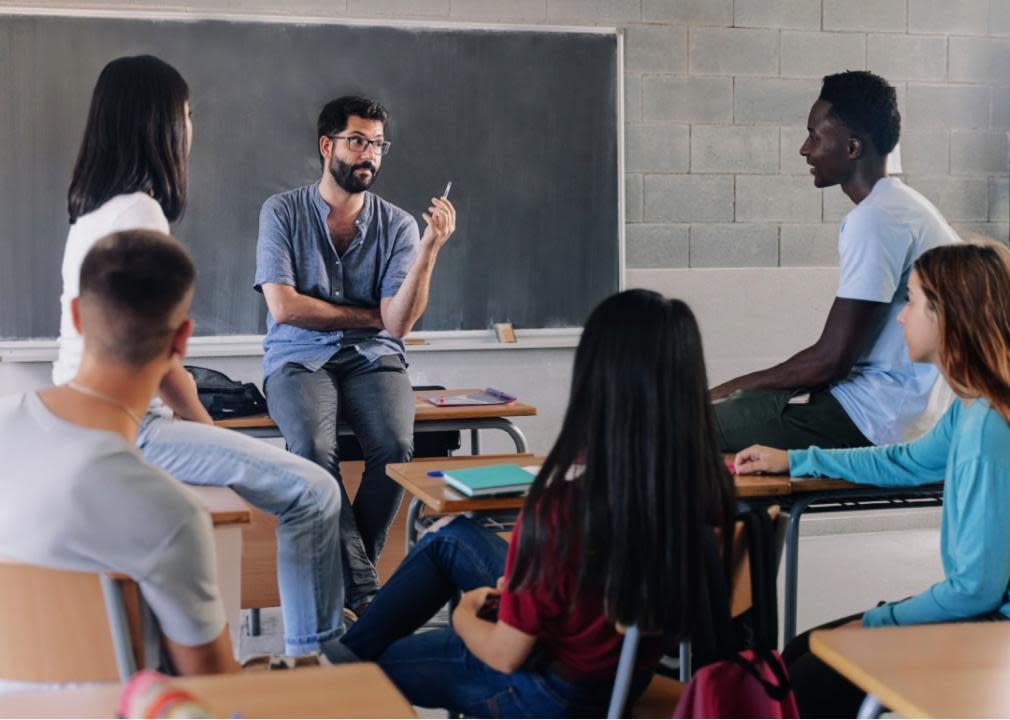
[{"xmin": 184, "ymin": 366, "xmax": 267, "ymax": 420}]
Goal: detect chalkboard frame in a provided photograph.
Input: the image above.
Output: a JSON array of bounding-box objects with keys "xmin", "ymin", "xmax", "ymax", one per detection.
[{"xmin": 0, "ymin": 9, "xmax": 625, "ymax": 341}]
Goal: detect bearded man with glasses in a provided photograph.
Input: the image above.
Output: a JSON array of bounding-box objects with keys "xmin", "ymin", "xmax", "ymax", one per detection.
[{"xmin": 255, "ymin": 96, "xmax": 456, "ymax": 620}]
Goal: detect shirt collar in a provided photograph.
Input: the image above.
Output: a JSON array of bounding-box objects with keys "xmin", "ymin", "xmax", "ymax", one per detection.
[{"xmin": 312, "ymin": 183, "xmax": 373, "ymax": 232}]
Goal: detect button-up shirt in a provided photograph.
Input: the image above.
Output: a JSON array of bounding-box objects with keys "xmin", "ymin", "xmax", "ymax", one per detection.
[{"xmin": 255, "ymin": 183, "xmax": 419, "ymax": 379}]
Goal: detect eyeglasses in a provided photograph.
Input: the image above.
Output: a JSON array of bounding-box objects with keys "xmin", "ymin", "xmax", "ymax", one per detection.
[{"xmin": 329, "ymin": 135, "xmax": 392, "ymax": 156}]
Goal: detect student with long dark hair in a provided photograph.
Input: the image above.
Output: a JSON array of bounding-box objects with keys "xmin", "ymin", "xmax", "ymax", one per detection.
[
  {"xmin": 735, "ymin": 242, "xmax": 1010, "ymax": 717},
  {"xmin": 54, "ymin": 55, "xmax": 345, "ymax": 661},
  {"xmin": 324, "ymin": 289, "xmax": 736, "ymax": 717}
]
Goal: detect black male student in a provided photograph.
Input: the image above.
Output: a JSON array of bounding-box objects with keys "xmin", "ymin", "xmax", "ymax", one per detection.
[
  {"xmin": 711, "ymin": 71, "xmax": 958, "ymax": 452},
  {"xmin": 255, "ymin": 96, "xmax": 456, "ymax": 618}
]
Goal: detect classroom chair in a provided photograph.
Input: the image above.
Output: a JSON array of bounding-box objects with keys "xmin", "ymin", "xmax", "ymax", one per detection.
[
  {"xmin": 0, "ymin": 559, "xmax": 155, "ymax": 683},
  {"xmin": 607, "ymin": 507, "xmax": 782, "ymax": 719}
]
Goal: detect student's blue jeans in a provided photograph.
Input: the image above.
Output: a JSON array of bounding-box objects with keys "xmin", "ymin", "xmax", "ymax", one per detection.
[
  {"xmin": 327, "ymin": 517, "xmax": 620, "ymax": 718},
  {"xmin": 265, "ymin": 347, "xmax": 415, "ymax": 612},
  {"xmin": 137, "ymin": 413, "xmax": 343, "ymax": 657}
]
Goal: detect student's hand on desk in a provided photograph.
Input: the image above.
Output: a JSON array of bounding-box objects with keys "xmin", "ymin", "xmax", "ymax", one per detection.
[
  {"xmin": 420, "ymin": 197, "xmax": 456, "ymax": 252},
  {"xmin": 734, "ymin": 445, "xmax": 790, "ymax": 475}
]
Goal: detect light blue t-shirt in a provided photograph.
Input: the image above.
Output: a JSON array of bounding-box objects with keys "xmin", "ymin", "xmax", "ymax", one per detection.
[
  {"xmin": 829, "ymin": 178, "xmax": 959, "ymax": 445},
  {"xmin": 789, "ymin": 398, "xmax": 1010, "ymax": 626},
  {"xmin": 254, "ymin": 184, "xmax": 420, "ymax": 380}
]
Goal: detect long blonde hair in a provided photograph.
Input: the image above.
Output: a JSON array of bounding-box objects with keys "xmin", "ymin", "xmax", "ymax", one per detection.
[{"xmin": 914, "ymin": 241, "xmax": 1010, "ymax": 421}]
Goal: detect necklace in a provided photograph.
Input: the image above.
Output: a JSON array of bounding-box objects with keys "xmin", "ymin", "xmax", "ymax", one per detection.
[{"xmin": 66, "ymin": 381, "xmax": 144, "ymax": 428}]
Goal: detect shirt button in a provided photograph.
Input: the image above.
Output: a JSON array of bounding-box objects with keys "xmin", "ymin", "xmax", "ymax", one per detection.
[{"xmin": 335, "ymin": 291, "xmax": 341, "ymax": 296}]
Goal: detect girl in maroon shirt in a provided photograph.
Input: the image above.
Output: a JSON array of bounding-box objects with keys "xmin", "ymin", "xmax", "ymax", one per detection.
[{"xmin": 327, "ymin": 289, "xmax": 736, "ymax": 717}]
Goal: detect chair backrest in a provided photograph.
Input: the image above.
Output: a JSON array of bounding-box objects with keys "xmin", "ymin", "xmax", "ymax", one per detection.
[
  {"xmin": 606, "ymin": 506, "xmax": 782, "ymax": 718},
  {"xmin": 0, "ymin": 560, "xmax": 146, "ymax": 683}
]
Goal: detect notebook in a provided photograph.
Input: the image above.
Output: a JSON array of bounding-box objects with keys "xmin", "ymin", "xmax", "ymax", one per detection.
[
  {"xmin": 422, "ymin": 388, "xmax": 517, "ymax": 406},
  {"xmin": 443, "ymin": 464, "xmax": 538, "ymax": 497}
]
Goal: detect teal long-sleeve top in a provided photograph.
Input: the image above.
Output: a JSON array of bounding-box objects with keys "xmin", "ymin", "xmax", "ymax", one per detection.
[{"xmin": 788, "ymin": 397, "xmax": 1010, "ymax": 627}]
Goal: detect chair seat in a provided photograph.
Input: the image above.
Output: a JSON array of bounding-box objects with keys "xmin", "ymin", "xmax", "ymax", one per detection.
[{"xmin": 631, "ymin": 675, "xmax": 686, "ymax": 718}]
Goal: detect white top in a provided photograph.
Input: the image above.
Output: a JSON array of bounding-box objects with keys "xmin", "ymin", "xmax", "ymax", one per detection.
[
  {"xmin": 829, "ymin": 178, "xmax": 960, "ymax": 445},
  {"xmin": 0, "ymin": 392, "xmax": 225, "ymax": 646},
  {"xmin": 53, "ymin": 193, "xmax": 171, "ymax": 415}
]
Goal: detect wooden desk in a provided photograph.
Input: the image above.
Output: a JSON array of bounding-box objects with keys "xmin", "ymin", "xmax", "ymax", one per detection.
[
  {"xmin": 387, "ymin": 455, "xmax": 794, "ymax": 547},
  {"xmin": 217, "ymin": 388, "xmax": 537, "ymax": 453},
  {"xmin": 810, "ymin": 623, "xmax": 1010, "ymax": 718},
  {"xmin": 0, "ymin": 664, "xmax": 415, "ymax": 719},
  {"xmin": 189, "ymin": 486, "xmax": 251, "ymax": 655}
]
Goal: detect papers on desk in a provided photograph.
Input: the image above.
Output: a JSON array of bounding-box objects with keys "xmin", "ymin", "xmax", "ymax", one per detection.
[
  {"xmin": 443, "ymin": 464, "xmax": 539, "ymax": 497},
  {"xmin": 422, "ymin": 388, "xmax": 518, "ymax": 406}
]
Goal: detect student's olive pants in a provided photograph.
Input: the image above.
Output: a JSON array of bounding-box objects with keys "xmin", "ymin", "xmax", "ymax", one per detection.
[{"xmin": 714, "ymin": 388, "xmax": 871, "ymax": 453}]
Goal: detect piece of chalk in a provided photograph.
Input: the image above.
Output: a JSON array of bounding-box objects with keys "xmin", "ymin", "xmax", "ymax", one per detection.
[
  {"xmin": 426, "ymin": 470, "xmax": 444, "ymax": 478},
  {"xmin": 442, "ymin": 181, "xmax": 452, "ymax": 198}
]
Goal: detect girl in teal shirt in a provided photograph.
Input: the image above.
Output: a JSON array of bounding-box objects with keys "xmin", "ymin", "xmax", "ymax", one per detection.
[{"xmin": 735, "ymin": 242, "xmax": 1010, "ymax": 716}]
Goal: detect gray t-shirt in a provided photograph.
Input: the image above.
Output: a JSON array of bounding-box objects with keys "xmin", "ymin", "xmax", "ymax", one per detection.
[{"xmin": 0, "ymin": 392, "xmax": 225, "ymax": 646}]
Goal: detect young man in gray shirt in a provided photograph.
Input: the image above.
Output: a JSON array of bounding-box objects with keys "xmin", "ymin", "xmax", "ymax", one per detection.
[
  {"xmin": 256, "ymin": 96, "xmax": 456, "ymax": 615},
  {"xmin": 0, "ymin": 230, "xmax": 236, "ymax": 675}
]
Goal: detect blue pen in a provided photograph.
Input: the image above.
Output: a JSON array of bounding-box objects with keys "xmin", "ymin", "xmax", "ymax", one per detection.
[{"xmin": 426, "ymin": 470, "xmax": 444, "ymax": 478}]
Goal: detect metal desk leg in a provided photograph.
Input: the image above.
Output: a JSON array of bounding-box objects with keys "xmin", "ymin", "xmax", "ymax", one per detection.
[
  {"xmin": 678, "ymin": 640, "xmax": 692, "ymax": 682},
  {"xmin": 783, "ymin": 495, "xmax": 817, "ymax": 645},
  {"xmin": 405, "ymin": 495, "xmax": 424, "ymax": 551},
  {"xmin": 857, "ymin": 694, "xmax": 883, "ymax": 719},
  {"xmin": 250, "ymin": 608, "xmax": 261, "ymax": 636},
  {"xmin": 100, "ymin": 575, "xmax": 138, "ymax": 681},
  {"xmin": 471, "ymin": 428, "xmax": 481, "ymax": 455}
]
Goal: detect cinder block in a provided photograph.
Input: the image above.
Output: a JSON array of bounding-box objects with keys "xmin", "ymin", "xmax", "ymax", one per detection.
[
  {"xmin": 644, "ymin": 174, "xmax": 735, "ymax": 223},
  {"xmin": 905, "ymin": 176, "xmax": 990, "ymax": 221},
  {"xmin": 547, "ymin": 0, "xmax": 641, "ymax": 23},
  {"xmin": 990, "ymin": 177, "xmax": 1009, "ymax": 223},
  {"xmin": 734, "ymin": 78, "xmax": 820, "ymax": 125},
  {"xmin": 625, "ymin": 74, "xmax": 642, "ymax": 124},
  {"xmin": 823, "ymin": 187, "xmax": 856, "ymax": 223},
  {"xmin": 952, "ymin": 223, "xmax": 1010, "ymax": 243},
  {"xmin": 993, "ymin": 1, "xmax": 1010, "ymax": 36},
  {"xmin": 736, "ymin": 175, "xmax": 822, "ymax": 222},
  {"xmin": 348, "ymin": 0, "xmax": 447, "ymax": 16},
  {"xmin": 626, "ymin": 174, "xmax": 643, "ymax": 222},
  {"xmin": 643, "ymin": 76, "xmax": 733, "ymax": 124},
  {"xmin": 626, "ymin": 224, "xmax": 690, "ymax": 268},
  {"xmin": 899, "ymin": 128, "xmax": 950, "ymax": 175},
  {"xmin": 780, "ymin": 224, "xmax": 840, "ymax": 266},
  {"xmin": 823, "ymin": 0, "xmax": 906, "ymax": 32},
  {"xmin": 909, "ymin": 0, "xmax": 988, "ymax": 34},
  {"xmin": 691, "ymin": 125, "xmax": 779, "ymax": 174},
  {"xmin": 626, "ymin": 124, "xmax": 690, "ymax": 173},
  {"xmin": 448, "ymin": 0, "xmax": 546, "ymax": 21},
  {"xmin": 867, "ymin": 34, "xmax": 947, "ymax": 83},
  {"xmin": 907, "ymin": 85, "xmax": 990, "ymax": 129},
  {"xmin": 734, "ymin": 0, "xmax": 820, "ymax": 30},
  {"xmin": 951, "ymin": 131, "xmax": 1009, "ymax": 176},
  {"xmin": 950, "ymin": 37, "xmax": 1010, "ymax": 85},
  {"xmin": 689, "ymin": 28, "xmax": 778, "ymax": 77},
  {"xmin": 993, "ymin": 87, "xmax": 1010, "ymax": 128},
  {"xmin": 780, "ymin": 126, "xmax": 810, "ymax": 175},
  {"xmin": 689, "ymin": 223, "xmax": 779, "ymax": 267},
  {"xmin": 624, "ymin": 24, "xmax": 687, "ymax": 74},
  {"xmin": 642, "ymin": 0, "xmax": 732, "ymax": 26},
  {"xmin": 781, "ymin": 32, "xmax": 866, "ymax": 79}
]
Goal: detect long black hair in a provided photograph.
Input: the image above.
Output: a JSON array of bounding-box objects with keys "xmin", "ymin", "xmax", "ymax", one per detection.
[
  {"xmin": 68, "ymin": 55, "xmax": 189, "ymax": 224},
  {"xmin": 508, "ymin": 289, "xmax": 736, "ymax": 635}
]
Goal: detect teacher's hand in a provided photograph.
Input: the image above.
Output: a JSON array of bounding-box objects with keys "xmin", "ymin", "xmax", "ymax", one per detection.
[
  {"xmin": 420, "ymin": 197, "xmax": 456, "ymax": 251},
  {"xmin": 734, "ymin": 445, "xmax": 790, "ymax": 475}
]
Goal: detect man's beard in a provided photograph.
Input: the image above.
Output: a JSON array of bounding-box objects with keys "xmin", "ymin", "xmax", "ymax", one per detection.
[{"xmin": 330, "ymin": 159, "xmax": 379, "ymax": 194}]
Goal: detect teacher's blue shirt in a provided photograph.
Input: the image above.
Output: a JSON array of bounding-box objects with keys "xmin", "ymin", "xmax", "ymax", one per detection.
[
  {"xmin": 255, "ymin": 184, "xmax": 419, "ymax": 379},
  {"xmin": 789, "ymin": 398, "xmax": 1010, "ymax": 626}
]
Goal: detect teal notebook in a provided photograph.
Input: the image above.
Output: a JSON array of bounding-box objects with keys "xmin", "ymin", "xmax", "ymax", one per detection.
[{"xmin": 443, "ymin": 464, "xmax": 538, "ymax": 497}]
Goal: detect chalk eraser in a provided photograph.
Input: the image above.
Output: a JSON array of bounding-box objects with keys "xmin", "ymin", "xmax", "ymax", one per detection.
[{"xmin": 494, "ymin": 322, "xmax": 517, "ymax": 343}]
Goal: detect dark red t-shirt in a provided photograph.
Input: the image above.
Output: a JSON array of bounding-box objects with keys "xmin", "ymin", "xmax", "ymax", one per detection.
[{"xmin": 498, "ymin": 487, "xmax": 664, "ymax": 679}]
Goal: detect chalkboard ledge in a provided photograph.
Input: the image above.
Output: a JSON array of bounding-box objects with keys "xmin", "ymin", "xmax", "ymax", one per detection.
[{"xmin": 0, "ymin": 328, "xmax": 582, "ymax": 363}]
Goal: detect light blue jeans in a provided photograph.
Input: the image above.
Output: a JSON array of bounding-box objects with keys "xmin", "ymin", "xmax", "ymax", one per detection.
[{"xmin": 137, "ymin": 414, "xmax": 343, "ymax": 656}]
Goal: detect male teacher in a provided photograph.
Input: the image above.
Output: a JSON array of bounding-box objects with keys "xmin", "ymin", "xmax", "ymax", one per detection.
[
  {"xmin": 255, "ymin": 96, "xmax": 456, "ymax": 617},
  {"xmin": 711, "ymin": 70, "xmax": 958, "ymax": 452}
]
